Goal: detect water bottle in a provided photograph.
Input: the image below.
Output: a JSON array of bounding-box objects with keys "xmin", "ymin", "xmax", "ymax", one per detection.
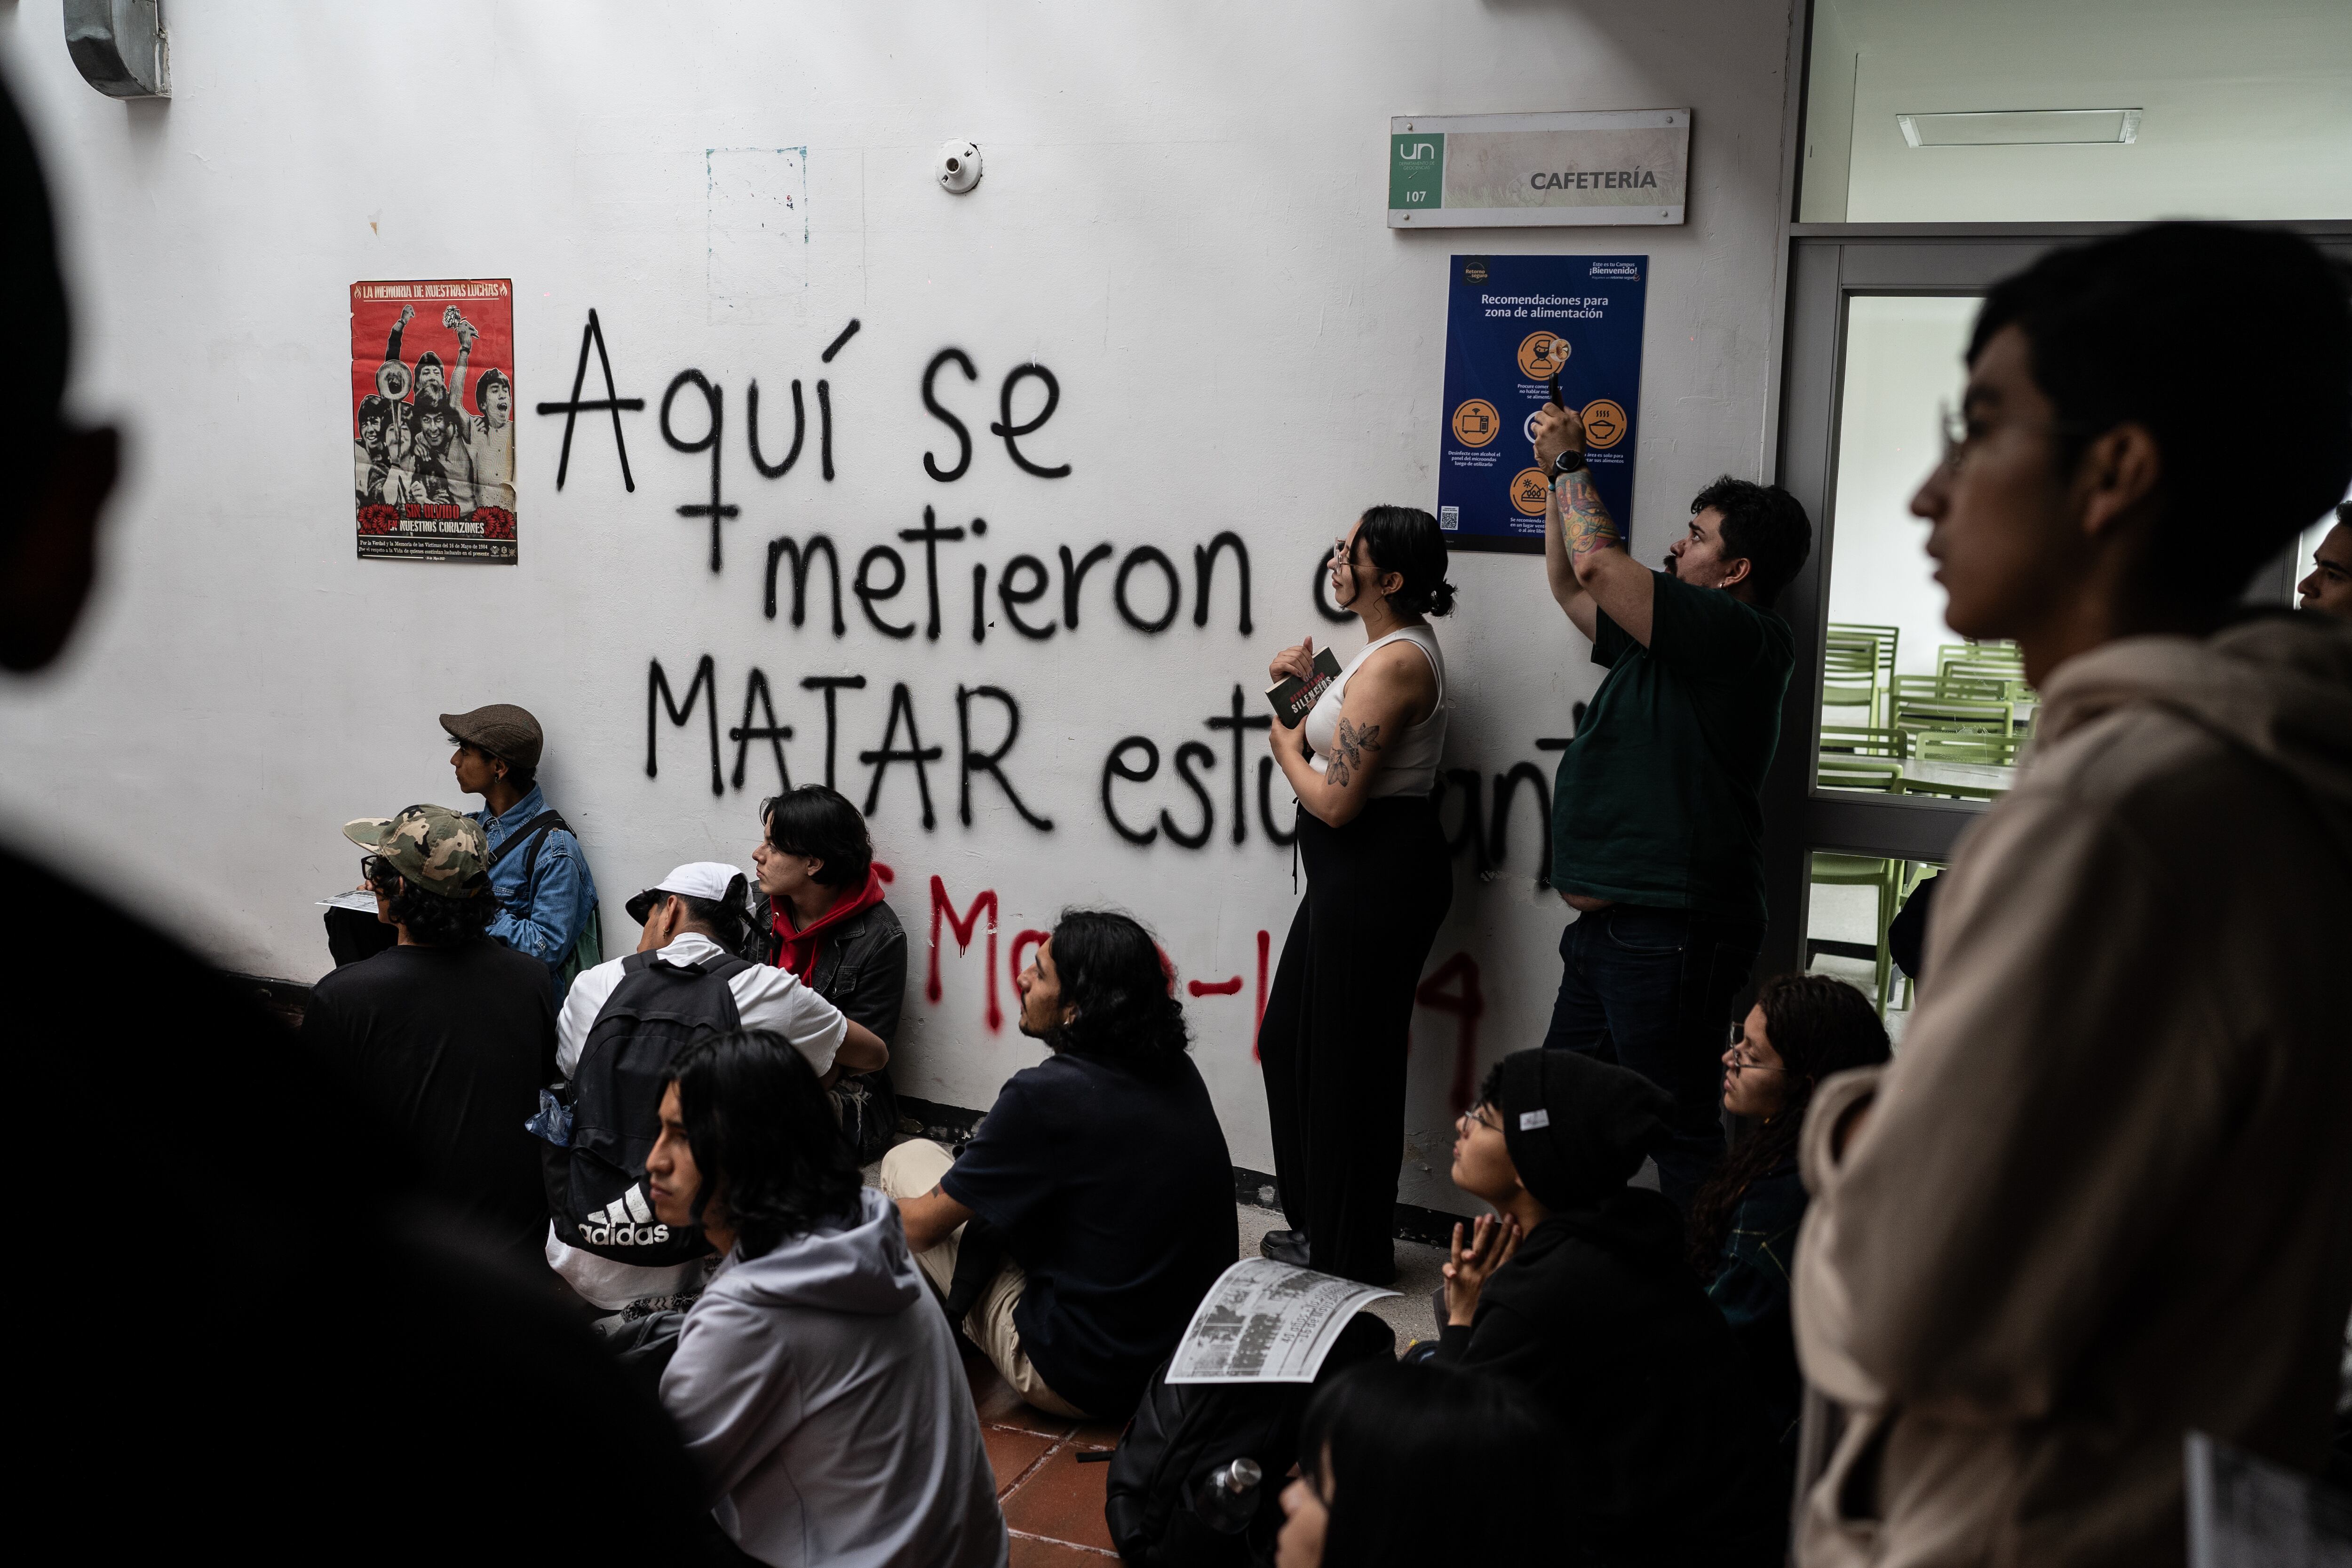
[{"xmin": 1195, "ymin": 1457, "xmax": 1263, "ymax": 1534}]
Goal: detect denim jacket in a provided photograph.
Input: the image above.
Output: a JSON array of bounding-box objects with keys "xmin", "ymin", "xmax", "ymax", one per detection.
[{"xmin": 474, "ymin": 784, "xmax": 597, "ymax": 1000}]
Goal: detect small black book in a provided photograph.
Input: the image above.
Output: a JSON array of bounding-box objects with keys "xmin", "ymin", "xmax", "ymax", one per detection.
[{"xmin": 1265, "ymin": 647, "xmax": 1343, "ymax": 729}]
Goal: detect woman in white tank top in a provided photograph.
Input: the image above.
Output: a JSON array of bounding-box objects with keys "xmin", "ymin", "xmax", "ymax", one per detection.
[{"xmin": 1258, "ymin": 506, "xmax": 1457, "ymax": 1285}]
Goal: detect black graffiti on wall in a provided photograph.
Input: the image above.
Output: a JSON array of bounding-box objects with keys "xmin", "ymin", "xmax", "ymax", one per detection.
[
  {"xmin": 763, "ymin": 524, "xmax": 1253, "ymax": 642},
  {"xmin": 547, "ymin": 311, "xmax": 1564, "ymax": 869}
]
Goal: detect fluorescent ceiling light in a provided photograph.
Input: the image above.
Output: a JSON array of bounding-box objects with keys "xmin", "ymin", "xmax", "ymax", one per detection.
[{"xmin": 1897, "ymin": 109, "xmax": 2143, "ymax": 147}]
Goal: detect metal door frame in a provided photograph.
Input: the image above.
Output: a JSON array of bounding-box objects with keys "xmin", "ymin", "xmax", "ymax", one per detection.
[{"xmin": 1755, "ymin": 223, "xmax": 2352, "ymax": 986}]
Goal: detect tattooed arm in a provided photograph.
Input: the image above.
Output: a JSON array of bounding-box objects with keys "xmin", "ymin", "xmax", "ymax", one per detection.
[
  {"xmin": 1269, "ymin": 640, "xmax": 1433, "ymax": 828},
  {"xmin": 897, "ymin": 1181, "xmax": 975, "ymax": 1253},
  {"xmin": 1534, "ymin": 401, "xmax": 1656, "ymax": 646}
]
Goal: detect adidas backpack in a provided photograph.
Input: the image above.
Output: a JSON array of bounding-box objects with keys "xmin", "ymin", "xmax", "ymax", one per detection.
[{"xmin": 543, "ymin": 947, "xmax": 750, "ymax": 1266}]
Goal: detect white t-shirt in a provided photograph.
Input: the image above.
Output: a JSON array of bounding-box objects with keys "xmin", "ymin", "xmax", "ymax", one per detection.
[
  {"xmin": 555, "ymin": 931, "xmax": 847, "ymax": 1078},
  {"xmin": 545, "ymin": 932, "xmax": 850, "ymax": 1309}
]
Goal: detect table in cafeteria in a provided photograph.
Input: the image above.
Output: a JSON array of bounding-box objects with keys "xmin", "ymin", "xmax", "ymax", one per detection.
[{"xmin": 1899, "ymin": 759, "xmax": 2017, "ymax": 800}]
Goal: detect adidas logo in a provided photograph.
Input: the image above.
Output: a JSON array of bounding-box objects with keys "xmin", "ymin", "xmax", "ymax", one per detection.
[{"xmin": 577, "ymin": 1183, "xmax": 672, "ymax": 1248}]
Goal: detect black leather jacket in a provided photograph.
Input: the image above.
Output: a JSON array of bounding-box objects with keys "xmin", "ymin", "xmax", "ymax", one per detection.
[{"xmin": 749, "ymin": 892, "xmax": 907, "ymax": 1159}]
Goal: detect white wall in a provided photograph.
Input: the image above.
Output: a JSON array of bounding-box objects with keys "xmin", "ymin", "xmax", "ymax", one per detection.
[
  {"xmin": 0, "ymin": 0, "xmax": 1797, "ymax": 1197},
  {"xmin": 1811, "ymin": 0, "xmax": 2352, "ymax": 223},
  {"xmin": 1823, "ymin": 295, "xmax": 1979, "ymax": 678}
]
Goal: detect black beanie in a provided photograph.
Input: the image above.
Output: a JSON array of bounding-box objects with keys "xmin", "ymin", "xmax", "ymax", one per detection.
[{"xmin": 1495, "ymin": 1048, "xmax": 1675, "ymax": 1210}]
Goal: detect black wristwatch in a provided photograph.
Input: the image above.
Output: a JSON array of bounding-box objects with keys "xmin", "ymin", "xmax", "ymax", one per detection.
[{"xmin": 1550, "ymin": 448, "xmax": 1588, "ymax": 478}]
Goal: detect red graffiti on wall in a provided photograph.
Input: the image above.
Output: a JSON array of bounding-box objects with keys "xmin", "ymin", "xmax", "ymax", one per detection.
[
  {"xmin": 1187, "ymin": 975, "xmax": 1244, "ymax": 996},
  {"xmin": 927, "ymin": 876, "xmax": 1001, "ymax": 1031},
  {"xmin": 1008, "ymin": 928, "xmax": 1049, "ymax": 993},
  {"xmin": 1255, "ymin": 928, "xmax": 1270, "ymax": 1048},
  {"xmin": 1414, "ymin": 951, "xmax": 1485, "ymax": 1115}
]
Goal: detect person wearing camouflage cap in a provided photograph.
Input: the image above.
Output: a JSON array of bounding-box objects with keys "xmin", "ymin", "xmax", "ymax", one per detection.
[
  {"xmin": 442, "ymin": 702, "xmax": 602, "ymax": 1002},
  {"xmin": 343, "ymin": 803, "xmax": 493, "ymax": 902},
  {"xmin": 304, "ymin": 803, "xmax": 562, "ymax": 1269}
]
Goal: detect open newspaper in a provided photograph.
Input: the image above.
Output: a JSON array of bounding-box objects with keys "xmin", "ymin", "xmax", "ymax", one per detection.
[{"xmin": 1165, "ymin": 1259, "xmax": 1399, "ymax": 1385}]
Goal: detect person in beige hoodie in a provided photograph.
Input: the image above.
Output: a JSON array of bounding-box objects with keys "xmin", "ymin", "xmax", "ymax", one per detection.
[{"xmin": 1791, "ymin": 223, "xmax": 2352, "ymax": 1567}]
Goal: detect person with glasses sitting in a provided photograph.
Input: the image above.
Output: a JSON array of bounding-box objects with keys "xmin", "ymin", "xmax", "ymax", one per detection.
[
  {"xmin": 1425, "ymin": 1045, "xmax": 1784, "ymax": 1568},
  {"xmin": 1685, "ymin": 975, "xmax": 1890, "ymax": 1478},
  {"xmin": 301, "ymin": 805, "xmax": 559, "ymax": 1269}
]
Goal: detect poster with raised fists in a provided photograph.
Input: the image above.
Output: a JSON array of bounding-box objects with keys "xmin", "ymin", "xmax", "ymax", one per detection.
[{"xmin": 350, "ymin": 279, "xmax": 518, "ymax": 562}]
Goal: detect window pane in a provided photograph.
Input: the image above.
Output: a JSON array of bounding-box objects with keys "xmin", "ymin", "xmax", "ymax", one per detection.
[
  {"xmin": 1800, "ymin": 0, "xmax": 2352, "ymax": 222},
  {"xmin": 1817, "ymin": 295, "xmax": 2034, "ymax": 804}
]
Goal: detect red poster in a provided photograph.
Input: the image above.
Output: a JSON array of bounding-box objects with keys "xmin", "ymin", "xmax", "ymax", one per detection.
[{"xmin": 350, "ymin": 278, "xmax": 518, "ymax": 562}]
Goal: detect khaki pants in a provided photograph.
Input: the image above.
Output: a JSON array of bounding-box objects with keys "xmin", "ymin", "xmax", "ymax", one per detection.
[{"xmin": 878, "ymin": 1139, "xmax": 1085, "ymax": 1418}]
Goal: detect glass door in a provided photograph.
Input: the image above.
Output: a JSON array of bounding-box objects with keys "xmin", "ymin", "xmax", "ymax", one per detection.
[{"xmin": 1759, "ymin": 233, "xmax": 2351, "ymax": 1029}]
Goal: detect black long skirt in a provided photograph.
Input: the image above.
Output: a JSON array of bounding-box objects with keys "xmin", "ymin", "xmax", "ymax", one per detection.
[{"xmin": 1258, "ymin": 793, "xmax": 1452, "ymax": 1284}]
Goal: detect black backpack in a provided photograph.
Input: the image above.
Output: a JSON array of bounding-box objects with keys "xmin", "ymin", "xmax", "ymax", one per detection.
[
  {"xmin": 543, "ymin": 947, "xmax": 749, "ymax": 1267},
  {"xmin": 1104, "ymin": 1312, "xmax": 1395, "ymax": 1567}
]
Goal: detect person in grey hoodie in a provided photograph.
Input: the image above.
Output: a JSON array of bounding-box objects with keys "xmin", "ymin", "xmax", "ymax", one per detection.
[
  {"xmin": 1791, "ymin": 224, "xmax": 2352, "ymax": 1567},
  {"xmin": 649, "ymin": 1029, "xmax": 1006, "ymax": 1568}
]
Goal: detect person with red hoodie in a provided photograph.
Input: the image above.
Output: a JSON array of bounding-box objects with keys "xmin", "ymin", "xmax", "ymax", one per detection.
[{"xmin": 752, "ymin": 786, "xmax": 909, "ymax": 1162}]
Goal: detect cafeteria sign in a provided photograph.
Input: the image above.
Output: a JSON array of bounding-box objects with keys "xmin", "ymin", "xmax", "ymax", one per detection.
[{"xmin": 1388, "ymin": 109, "xmax": 1688, "ymax": 228}]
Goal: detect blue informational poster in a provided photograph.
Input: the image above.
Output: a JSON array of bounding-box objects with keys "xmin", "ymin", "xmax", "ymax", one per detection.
[{"xmin": 1434, "ymin": 254, "xmax": 1647, "ymax": 554}]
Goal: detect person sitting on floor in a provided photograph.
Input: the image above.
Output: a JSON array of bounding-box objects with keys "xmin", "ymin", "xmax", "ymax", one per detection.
[
  {"xmin": 1686, "ymin": 974, "xmax": 1891, "ymax": 1467},
  {"xmin": 751, "ymin": 784, "xmax": 908, "ymax": 1163},
  {"xmin": 1432, "ymin": 1046, "xmax": 1785, "ymax": 1567},
  {"xmin": 652, "ymin": 1029, "xmax": 1005, "ymax": 1568},
  {"xmin": 1275, "ymin": 1355, "xmax": 1557, "ymax": 1568},
  {"xmin": 544, "ymin": 862, "xmax": 888, "ymax": 1313},
  {"xmin": 882, "ymin": 909, "xmax": 1238, "ymax": 1422},
  {"xmin": 304, "ymin": 804, "xmax": 557, "ymax": 1270}
]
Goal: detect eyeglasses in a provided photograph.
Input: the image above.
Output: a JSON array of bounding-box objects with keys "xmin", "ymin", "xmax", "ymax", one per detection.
[
  {"xmin": 1935, "ymin": 401, "xmax": 2092, "ymax": 475},
  {"xmin": 359, "ymin": 854, "xmax": 395, "ymax": 890},
  {"xmin": 1455, "ymin": 1101, "xmax": 1503, "ymax": 1133},
  {"xmin": 1724, "ymin": 1041, "xmax": 1786, "ymax": 1074}
]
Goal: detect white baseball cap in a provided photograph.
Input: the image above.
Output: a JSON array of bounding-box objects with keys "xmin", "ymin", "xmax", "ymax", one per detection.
[{"xmin": 625, "ymin": 861, "xmax": 747, "ymax": 925}]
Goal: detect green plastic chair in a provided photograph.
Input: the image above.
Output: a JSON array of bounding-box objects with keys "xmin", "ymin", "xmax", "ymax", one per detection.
[
  {"xmin": 1821, "ymin": 641, "xmax": 1881, "ymax": 722},
  {"xmin": 1829, "ymin": 623, "xmax": 1899, "ymax": 723},
  {"xmin": 1912, "ymin": 729, "xmax": 2024, "ymax": 765},
  {"xmin": 1893, "ymin": 693, "xmax": 2014, "ymax": 736},
  {"xmin": 1809, "ymin": 756, "xmax": 1907, "ymax": 1015},
  {"xmin": 1819, "ymin": 725, "xmax": 1906, "ymax": 758}
]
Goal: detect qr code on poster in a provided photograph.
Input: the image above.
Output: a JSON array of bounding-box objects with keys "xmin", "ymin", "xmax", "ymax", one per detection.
[{"xmin": 1438, "ymin": 506, "xmax": 1460, "ymax": 531}]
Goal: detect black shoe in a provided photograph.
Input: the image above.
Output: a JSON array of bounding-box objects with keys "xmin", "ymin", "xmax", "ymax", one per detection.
[{"xmin": 1259, "ymin": 1229, "xmax": 1311, "ymax": 1266}]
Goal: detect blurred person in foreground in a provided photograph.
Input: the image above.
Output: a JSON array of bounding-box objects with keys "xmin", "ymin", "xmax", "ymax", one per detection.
[
  {"xmin": 1273, "ymin": 1357, "xmax": 1556, "ymax": 1568},
  {"xmin": 0, "ymin": 77, "xmax": 707, "ymax": 1558},
  {"xmin": 1792, "ymin": 223, "xmax": 2352, "ymax": 1567}
]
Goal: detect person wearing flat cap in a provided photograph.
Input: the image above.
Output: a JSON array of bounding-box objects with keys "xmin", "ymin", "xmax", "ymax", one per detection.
[
  {"xmin": 301, "ymin": 804, "xmax": 560, "ymax": 1268},
  {"xmin": 1430, "ymin": 1047, "xmax": 1785, "ymax": 1567},
  {"xmin": 543, "ymin": 862, "xmax": 890, "ymax": 1312},
  {"xmin": 443, "ymin": 702, "xmax": 601, "ymax": 1003}
]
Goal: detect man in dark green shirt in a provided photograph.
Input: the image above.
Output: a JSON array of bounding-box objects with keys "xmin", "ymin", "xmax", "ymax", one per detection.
[{"xmin": 1531, "ymin": 402, "xmax": 1812, "ymax": 1212}]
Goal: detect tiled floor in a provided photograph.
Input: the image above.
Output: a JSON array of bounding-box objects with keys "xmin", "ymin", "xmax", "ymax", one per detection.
[
  {"xmin": 961, "ymin": 1209, "xmax": 1452, "ymax": 1561},
  {"xmin": 965, "ymin": 1345, "xmax": 1127, "ymax": 1561}
]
